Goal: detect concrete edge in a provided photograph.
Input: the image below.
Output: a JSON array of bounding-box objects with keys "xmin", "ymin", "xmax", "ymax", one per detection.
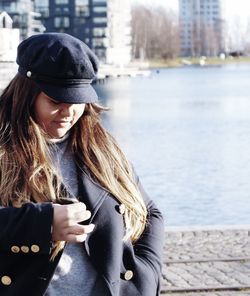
[{"xmin": 165, "ymin": 224, "xmax": 250, "ymax": 232}]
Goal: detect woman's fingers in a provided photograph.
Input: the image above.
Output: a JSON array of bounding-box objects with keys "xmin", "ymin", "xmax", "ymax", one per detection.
[
  {"xmin": 52, "ymin": 202, "xmax": 94, "ymax": 242},
  {"xmin": 65, "ymin": 224, "xmax": 95, "ymax": 243},
  {"xmin": 67, "ymin": 233, "xmax": 88, "ymax": 243},
  {"xmin": 70, "ymin": 209, "xmax": 91, "ymax": 224},
  {"xmin": 67, "ymin": 223, "xmax": 95, "ymax": 236}
]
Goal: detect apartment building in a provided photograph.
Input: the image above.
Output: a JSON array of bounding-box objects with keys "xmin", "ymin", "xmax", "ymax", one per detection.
[
  {"xmin": 0, "ymin": 11, "xmax": 19, "ymax": 61},
  {"xmin": 106, "ymin": 0, "xmax": 132, "ymax": 65},
  {"xmin": 0, "ymin": 0, "xmax": 44, "ymax": 39},
  {"xmin": 34, "ymin": 0, "xmax": 132, "ymax": 64},
  {"xmin": 179, "ymin": 0, "xmax": 225, "ymax": 56}
]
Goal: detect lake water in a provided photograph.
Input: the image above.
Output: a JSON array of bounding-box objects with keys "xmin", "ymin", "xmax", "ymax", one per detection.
[{"xmin": 93, "ymin": 64, "xmax": 250, "ymax": 226}]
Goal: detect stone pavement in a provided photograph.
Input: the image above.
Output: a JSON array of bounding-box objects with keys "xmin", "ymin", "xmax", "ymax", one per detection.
[{"xmin": 161, "ymin": 225, "xmax": 250, "ymax": 296}]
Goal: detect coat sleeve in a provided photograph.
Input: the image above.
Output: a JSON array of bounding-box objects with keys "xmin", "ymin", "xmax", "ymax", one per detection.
[
  {"xmin": 132, "ymin": 174, "xmax": 165, "ymax": 294},
  {"xmin": 0, "ymin": 202, "xmax": 54, "ymax": 255}
]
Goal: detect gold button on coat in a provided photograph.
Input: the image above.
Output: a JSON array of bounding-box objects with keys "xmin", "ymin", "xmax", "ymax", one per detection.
[
  {"xmin": 124, "ymin": 270, "xmax": 133, "ymax": 281},
  {"xmin": 21, "ymin": 246, "xmax": 29, "ymax": 253},
  {"xmin": 1, "ymin": 276, "xmax": 11, "ymax": 285},
  {"xmin": 119, "ymin": 204, "xmax": 126, "ymax": 215},
  {"xmin": 11, "ymin": 246, "xmax": 20, "ymax": 253},
  {"xmin": 31, "ymin": 245, "xmax": 40, "ymax": 253}
]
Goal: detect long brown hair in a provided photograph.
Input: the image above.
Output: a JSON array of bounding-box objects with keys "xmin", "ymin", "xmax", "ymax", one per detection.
[{"xmin": 0, "ymin": 74, "xmax": 147, "ymax": 255}]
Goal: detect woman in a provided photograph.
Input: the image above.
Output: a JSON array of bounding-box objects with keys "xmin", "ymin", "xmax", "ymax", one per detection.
[{"xmin": 0, "ymin": 33, "xmax": 164, "ymax": 296}]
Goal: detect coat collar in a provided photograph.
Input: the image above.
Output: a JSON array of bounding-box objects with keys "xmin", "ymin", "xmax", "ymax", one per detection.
[
  {"xmin": 76, "ymin": 164, "xmax": 109, "ymax": 220},
  {"xmin": 77, "ymin": 165, "xmax": 122, "ymax": 295}
]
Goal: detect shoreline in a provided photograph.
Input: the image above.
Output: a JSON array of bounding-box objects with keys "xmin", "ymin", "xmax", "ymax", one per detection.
[
  {"xmin": 143, "ymin": 57, "xmax": 250, "ymax": 69},
  {"xmin": 165, "ymin": 224, "xmax": 250, "ymax": 231}
]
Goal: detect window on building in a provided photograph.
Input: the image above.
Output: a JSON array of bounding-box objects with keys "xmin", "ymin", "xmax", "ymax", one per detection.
[
  {"xmin": 36, "ymin": 7, "xmax": 49, "ymax": 18},
  {"xmin": 93, "ymin": 6, "xmax": 107, "ymax": 13},
  {"xmin": 75, "ymin": 0, "xmax": 89, "ymax": 16},
  {"xmin": 93, "ymin": 28, "xmax": 106, "ymax": 37},
  {"xmin": 78, "ymin": 18, "xmax": 86, "ymax": 24},
  {"xmin": 55, "ymin": 0, "xmax": 69, "ymax": 4},
  {"xmin": 34, "ymin": 0, "xmax": 49, "ymax": 17},
  {"xmin": 36, "ymin": 0, "xmax": 48, "ymax": 5},
  {"xmin": 75, "ymin": 5, "xmax": 89, "ymax": 16},
  {"xmin": 93, "ymin": 38, "xmax": 103, "ymax": 47},
  {"xmin": 92, "ymin": 37, "xmax": 107, "ymax": 47},
  {"xmin": 92, "ymin": 0, "xmax": 107, "ymax": 3},
  {"xmin": 93, "ymin": 17, "xmax": 107, "ymax": 24},
  {"xmin": 54, "ymin": 16, "xmax": 70, "ymax": 28},
  {"xmin": 9, "ymin": 2, "xmax": 18, "ymax": 13},
  {"xmin": 94, "ymin": 49, "xmax": 106, "ymax": 59},
  {"xmin": 76, "ymin": 0, "xmax": 89, "ymax": 4}
]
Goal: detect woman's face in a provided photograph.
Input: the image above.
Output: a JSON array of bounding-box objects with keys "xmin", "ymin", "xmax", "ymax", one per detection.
[{"xmin": 34, "ymin": 92, "xmax": 86, "ymax": 139}]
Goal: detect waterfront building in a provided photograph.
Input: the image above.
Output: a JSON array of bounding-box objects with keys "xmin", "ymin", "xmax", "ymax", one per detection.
[
  {"xmin": 34, "ymin": 0, "xmax": 132, "ymax": 64},
  {"xmin": 0, "ymin": 0, "xmax": 45, "ymax": 40},
  {"xmin": 179, "ymin": 0, "xmax": 226, "ymax": 57},
  {"xmin": 0, "ymin": 11, "xmax": 19, "ymax": 61},
  {"xmin": 106, "ymin": 0, "xmax": 132, "ymax": 66}
]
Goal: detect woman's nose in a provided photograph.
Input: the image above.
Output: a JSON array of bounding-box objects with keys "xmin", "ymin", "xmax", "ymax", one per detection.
[{"xmin": 60, "ymin": 104, "xmax": 74, "ymax": 117}]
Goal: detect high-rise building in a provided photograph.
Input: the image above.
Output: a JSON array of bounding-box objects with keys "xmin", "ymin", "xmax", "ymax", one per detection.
[
  {"xmin": 34, "ymin": 0, "xmax": 132, "ymax": 64},
  {"xmin": 106, "ymin": 0, "xmax": 131, "ymax": 65},
  {"xmin": 0, "ymin": 0, "xmax": 132, "ymax": 64},
  {"xmin": 34, "ymin": 0, "xmax": 108, "ymax": 60},
  {"xmin": 179, "ymin": 0, "xmax": 225, "ymax": 57},
  {"xmin": 0, "ymin": 11, "xmax": 19, "ymax": 61},
  {"xmin": 0, "ymin": 0, "xmax": 45, "ymax": 40}
]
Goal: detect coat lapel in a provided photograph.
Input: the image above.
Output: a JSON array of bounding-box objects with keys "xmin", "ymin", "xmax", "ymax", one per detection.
[
  {"xmin": 77, "ymin": 166, "xmax": 122, "ymax": 295},
  {"xmin": 77, "ymin": 165, "xmax": 108, "ymax": 221}
]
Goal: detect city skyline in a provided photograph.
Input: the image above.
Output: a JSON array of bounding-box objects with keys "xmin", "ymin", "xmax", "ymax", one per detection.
[{"xmin": 133, "ymin": 0, "xmax": 250, "ymax": 19}]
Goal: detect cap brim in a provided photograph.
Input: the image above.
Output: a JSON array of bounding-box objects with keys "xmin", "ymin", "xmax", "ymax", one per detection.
[{"xmin": 36, "ymin": 82, "xmax": 98, "ymax": 104}]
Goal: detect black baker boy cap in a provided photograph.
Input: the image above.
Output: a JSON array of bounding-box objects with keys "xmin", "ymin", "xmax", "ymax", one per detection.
[{"xmin": 16, "ymin": 32, "xmax": 99, "ymax": 104}]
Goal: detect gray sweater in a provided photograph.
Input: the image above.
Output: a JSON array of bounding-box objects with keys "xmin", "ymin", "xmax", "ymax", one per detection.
[{"xmin": 45, "ymin": 136, "xmax": 108, "ymax": 296}]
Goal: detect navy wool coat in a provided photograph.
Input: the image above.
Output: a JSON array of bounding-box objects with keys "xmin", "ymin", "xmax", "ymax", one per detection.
[{"xmin": 0, "ymin": 166, "xmax": 165, "ymax": 296}]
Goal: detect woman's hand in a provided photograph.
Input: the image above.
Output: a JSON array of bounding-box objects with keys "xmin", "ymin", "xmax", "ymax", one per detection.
[{"xmin": 52, "ymin": 202, "xmax": 94, "ymax": 243}]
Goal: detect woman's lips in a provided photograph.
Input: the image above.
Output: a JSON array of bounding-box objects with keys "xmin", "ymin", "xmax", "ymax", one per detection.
[{"xmin": 53, "ymin": 121, "xmax": 71, "ymax": 127}]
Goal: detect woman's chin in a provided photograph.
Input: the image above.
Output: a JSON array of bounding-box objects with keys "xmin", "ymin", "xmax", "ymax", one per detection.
[{"xmin": 49, "ymin": 128, "xmax": 69, "ymax": 139}]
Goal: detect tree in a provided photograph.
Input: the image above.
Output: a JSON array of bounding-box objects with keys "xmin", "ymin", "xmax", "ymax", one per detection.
[{"xmin": 131, "ymin": 4, "xmax": 180, "ymax": 60}]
